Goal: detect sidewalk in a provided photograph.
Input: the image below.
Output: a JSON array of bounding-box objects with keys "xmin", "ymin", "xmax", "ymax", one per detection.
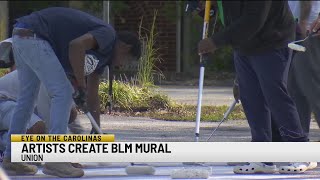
[
  {"xmin": 12, "ymin": 115, "xmax": 320, "ymax": 179},
  {"xmin": 72, "ymin": 115, "xmax": 320, "ymax": 142},
  {"xmin": 158, "ymin": 85, "xmax": 234, "ymax": 106},
  {"xmin": 12, "ymin": 162, "xmax": 320, "ymax": 180},
  {"xmin": 10, "ymin": 85, "xmax": 320, "ymax": 179}
]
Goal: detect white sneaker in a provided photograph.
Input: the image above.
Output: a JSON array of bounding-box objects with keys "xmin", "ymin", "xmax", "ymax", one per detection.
[
  {"xmin": 279, "ymin": 162, "xmax": 316, "ymax": 174},
  {"xmin": 308, "ymin": 162, "xmax": 317, "ymax": 170},
  {"xmin": 233, "ymin": 162, "xmax": 277, "ymax": 174}
]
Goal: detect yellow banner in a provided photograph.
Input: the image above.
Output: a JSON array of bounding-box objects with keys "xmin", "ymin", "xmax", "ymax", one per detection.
[{"xmin": 11, "ymin": 134, "xmax": 115, "ymax": 142}]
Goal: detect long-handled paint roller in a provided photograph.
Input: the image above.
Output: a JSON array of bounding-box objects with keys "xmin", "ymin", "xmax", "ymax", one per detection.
[
  {"xmin": 84, "ymin": 83, "xmax": 155, "ymax": 176},
  {"xmin": 172, "ymin": 100, "xmax": 239, "ymax": 178},
  {"xmin": 171, "ymin": 1, "xmax": 214, "ymax": 179},
  {"xmin": 125, "ymin": 163, "xmax": 155, "ymax": 175},
  {"xmin": 288, "ymin": 34, "xmax": 313, "ymax": 52},
  {"xmin": 84, "ymin": 96, "xmax": 155, "ymax": 176},
  {"xmin": 194, "ymin": 0, "xmax": 211, "ymax": 143},
  {"xmin": 207, "ymin": 99, "xmax": 238, "ymax": 141},
  {"xmin": 0, "ymin": 168, "xmax": 9, "ymax": 180},
  {"xmin": 105, "ymin": 65, "xmax": 113, "ymax": 115},
  {"xmin": 67, "ymin": 75, "xmax": 105, "ymax": 134},
  {"xmin": 171, "ymin": 166, "xmax": 212, "ymax": 179},
  {"xmin": 288, "ymin": 31, "xmax": 319, "ymax": 52},
  {"xmin": 97, "ymin": 66, "xmax": 155, "ymax": 175},
  {"xmin": 288, "ymin": 14, "xmax": 320, "ymax": 52},
  {"xmin": 113, "ymin": 75, "xmax": 154, "ymax": 175},
  {"xmin": 84, "ymin": 109, "xmax": 104, "ymax": 134}
]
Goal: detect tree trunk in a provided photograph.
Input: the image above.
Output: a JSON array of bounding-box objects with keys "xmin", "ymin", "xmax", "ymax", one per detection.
[
  {"xmin": 0, "ymin": 1, "xmax": 8, "ymax": 40},
  {"xmin": 182, "ymin": 8, "xmax": 192, "ymax": 73}
]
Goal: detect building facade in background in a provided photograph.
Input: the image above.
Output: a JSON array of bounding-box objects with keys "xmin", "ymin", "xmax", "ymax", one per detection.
[{"xmin": 1, "ymin": 1, "xmax": 203, "ymax": 74}]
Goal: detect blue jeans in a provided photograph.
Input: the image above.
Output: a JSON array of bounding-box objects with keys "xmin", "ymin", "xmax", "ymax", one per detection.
[
  {"xmin": 234, "ymin": 48, "xmax": 307, "ymax": 142},
  {"xmin": 4, "ymin": 29, "xmax": 73, "ymax": 158}
]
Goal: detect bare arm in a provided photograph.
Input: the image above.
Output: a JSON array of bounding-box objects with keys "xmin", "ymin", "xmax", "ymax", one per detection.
[
  {"xmin": 300, "ymin": 1, "xmax": 312, "ymax": 23},
  {"xmin": 86, "ymin": 72, "xmax": 101, "ymax": 127},
  {"xmin": 299, "ymin": 1, "xmax": 312, "ymax": 36},
  {"xmin": 69, "ymin": 33, "xmax": 98, "ymax": 88},
  {"xmin": 310, "ymin": 15, "xmax": 320, "ymax": 34}
]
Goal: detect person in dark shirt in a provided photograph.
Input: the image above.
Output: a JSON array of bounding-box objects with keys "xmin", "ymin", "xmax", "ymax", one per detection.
[
  {"xmin": 198, "ymin": 1, "xmax": 308, "ymax": 174},
  {"xmin": 2, "ymin": 7, "xmax": 141, "ymax": 178}
]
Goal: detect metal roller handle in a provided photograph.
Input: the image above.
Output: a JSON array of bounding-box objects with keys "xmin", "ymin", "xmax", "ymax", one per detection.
[
  {"xmin": 206, "ymin": 100, "xmax": 238, "ymax": 141},
  {"xmin": 85, "ymin": 112, "xmax": 104, "ymax": 134}
]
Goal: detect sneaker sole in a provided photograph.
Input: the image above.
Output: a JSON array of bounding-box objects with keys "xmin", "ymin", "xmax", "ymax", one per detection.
[
  {"xmin": 234, "ymin": 170, "xmax": 277, "ymax": 174},
  {"xmin": 308, "ymin": 162, "xmax": 318, "ymax": 170},
  {"xmin": 43, "ymin": 168, "xmax": 83, "ymax": 178},
  {"xmin": 279, "ymin": 167, "xmax": 307, "ymax": 174},
  {"xmin": 279, "ymin": 170, "xmax": 307, "ymax": 174},
  {"xmin": 233, "ymin": 165, "xmax": 278, "ymax": 174},
  {"xmin": 5, "ymin": 169, "xmax": 37, "ymax": 176}
]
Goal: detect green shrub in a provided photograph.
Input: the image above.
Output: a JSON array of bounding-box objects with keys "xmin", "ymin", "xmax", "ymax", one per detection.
[
  {"xmin": 0, "ymin": 68, "xmax": 9, "ymax": 77},
  {"xmin": 207, "ymin": 46, "xmax": 234, "ymax": 72},
  {"xmin": 187, "ymin": 8, "xmax": 234, "ymax": 72},
  {"xmin": 138, "ymin": 104, "xmax": 246, "ymax": 122},
  {"xmin": 98, "ymin": 80, "xmax": 246, "ymax": 121},
  {"xmin": 99, "ymin": 80, "xmax": 171, "ymax": 112},
  {"xmin": 137, "ymin": 10, "xmax": 164, "ymax": 87}
]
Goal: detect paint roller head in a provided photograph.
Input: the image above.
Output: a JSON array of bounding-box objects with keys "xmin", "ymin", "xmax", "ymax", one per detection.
[
  {"xmin": 0, "ymin": 168, "xmax": 9, "ymax": 180},
  {"xmin": 288, "ymin": 43, "xmax": 306, "ymax": 52},
  {"xmin": 125, "ymin": 165, "xmax": 155, "ymax": 175},
  {"xmin": 171, "ymin": 167, "xmax": 212, "ymax": 179}
]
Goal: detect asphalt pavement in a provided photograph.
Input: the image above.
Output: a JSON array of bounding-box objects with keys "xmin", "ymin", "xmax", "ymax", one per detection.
[
  {"xmin": 158, "ymin": 85, "xmax": 234, "ymax": 106},
  {"xmin": 9, "ymin": 85, "xmax": 320, "ymax": 179}
]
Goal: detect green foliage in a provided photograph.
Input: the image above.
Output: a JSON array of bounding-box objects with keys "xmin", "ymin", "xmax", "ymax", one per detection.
[
  {"xmin": 111, "ymin": 1, "xmax": 129, "ymax": 16},
  {"xmin": 80, "ymin": 1, "xmax": 129, "ymax": 20},
  {"xmin": 207, "ymin": 46, "xmax": 234, "ymax": 72},
  {"xmin": 207, "ymin": 17, "xmax": 234, "ymax": 72},
  {"xmin": 72, "ymin": 1, "xmax": 129, "ymax": 19},
  {"xmin": 98, "ymin": 77, "xmax": 245, "ymax": 121},
  {"xmin": 78, "ymin": 1, "xmax": 103, "ymax": 18},
  {"xmin": 99, "ymin": 80, "xmax": 171, "ymax": 112},
  {"xmin": 190, "ymin": 11, "xmax": 204, "ymax": 63},
  {"xmin": 186, "ymin": 7, "xmax": 234, "ymax": 72},
  {"xmin": 21, "ymin": 1, "xmax": 63, "ymax": 12},
  {"xmin": 8, "ymin": 0, "xmax": 67, "ymax": 17},
  {"xmin": 135, "ymin": 104, "xmax": 245, "ymax": 121},
  {"xmin": 161, "ymin": 2, "xmax": 178, "ymax": 23},
  {"xmin": 0, "ymin": 69, "xmax": 9, "ymax": 77},
  {"xmin": 137, "ymin": 10, "xmax": 164, "ymax": 87},
  {"xmin": 163, "ymin": 1, "xmax": 234, "ymax": 73}
]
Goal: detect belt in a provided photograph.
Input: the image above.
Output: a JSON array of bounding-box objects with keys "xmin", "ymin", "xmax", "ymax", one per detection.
[{"xmin": 12, "ymin": 28, "xmax": 36, "ymax": 39}]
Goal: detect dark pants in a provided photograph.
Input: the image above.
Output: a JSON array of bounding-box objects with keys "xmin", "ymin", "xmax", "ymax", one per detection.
[
  {"xmin": 287, "ymin": 37, "xmax": 320, "ymax": 135},
  {"xmin": 234, "ymin": 48, "xmax": 307, "ymax": 142},
  {"xmin": 271, "ymin": 22, "xmax": 304, "ymax": 142}
]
